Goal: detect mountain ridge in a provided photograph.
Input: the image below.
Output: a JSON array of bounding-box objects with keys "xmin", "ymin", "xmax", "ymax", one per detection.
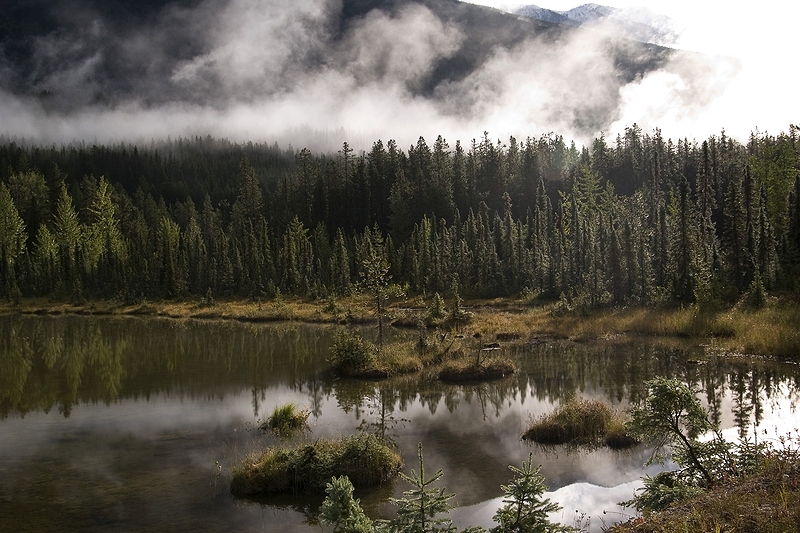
[
  {"xmin": 0, "ymin": 0, "xmax": 700, "ymax": 141},
  {"xmin": 513, "ymin": 3, "xmax": 680, "ymax": 46}
]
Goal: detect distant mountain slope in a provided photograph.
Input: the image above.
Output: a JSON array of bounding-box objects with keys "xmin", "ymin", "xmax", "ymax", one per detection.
[
  {"xmin": 514, "ymin": 3, "xmax": 680, "ymax": 46},
  {"xmin": 0, "ymin": 0, "xmax": 691, "ymax": 140}
]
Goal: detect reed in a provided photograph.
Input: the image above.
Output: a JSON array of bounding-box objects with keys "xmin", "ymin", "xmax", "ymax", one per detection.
[
  {"xmin": 263, "ymin": 403, "xmax": 309, "ymax": 437},
  {"xmin": 523, "ymin": 398, "xmax": 635, "ymax": 447}
]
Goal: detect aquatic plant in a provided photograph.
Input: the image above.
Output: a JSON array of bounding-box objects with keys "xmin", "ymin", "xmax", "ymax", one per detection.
[
  {"xmin": 329, "ymin": 329, "xmax": 376, "ymax": 376},
  {"xmin": 262, "ymin": 403, "xmax": 309, "ymax": 437},
  {"xmin": 230, "ymin": 433, "xmax": 401, "ymax": 496},
  {"xmin": 523, "ymin": 398, "xmax": 633, "ymax": 447}
]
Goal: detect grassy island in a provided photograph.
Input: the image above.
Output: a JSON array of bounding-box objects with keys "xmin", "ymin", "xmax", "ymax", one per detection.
[
  {"xmin": 230, "ymin": 433, "xmax": 401, "ymax": 496},
  {"xmin": 523, "ymin": 397, "xmax": 636, "ymax": 448}
]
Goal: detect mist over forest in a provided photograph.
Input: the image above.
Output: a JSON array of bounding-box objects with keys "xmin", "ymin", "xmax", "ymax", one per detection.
[
  {"xmin": 1, "ymin": 124, "xmax": 799, "ymax": 310},
  {"xmin": 1, "ymin": 0, "xmax": 735, "ymax": 149},
  {"xmin": 1, "ymin": 0, "xmax": 797, "ymax": 309}
]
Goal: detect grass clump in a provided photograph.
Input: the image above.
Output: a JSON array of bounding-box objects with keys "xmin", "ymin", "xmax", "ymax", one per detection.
[
  {"xmin": 230, "ymin": 433, "xmax": 401, "ymax": 496},
  {"xmin": 261, "ymin": 403, "xmax": 309, "ymax": 437},
  {"xmin": 437, "ymin": 342, "xmax": 517, "ymax": 382},
  {"xmin": 523, "ymin": 398, "xmax": 634, "ymax": 447}
]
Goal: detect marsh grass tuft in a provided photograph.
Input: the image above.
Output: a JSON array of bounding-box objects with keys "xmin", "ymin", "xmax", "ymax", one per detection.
[
  {"xmin": 523, "ymin": 398, "xmax": 635, "ymax": 447},
  {"xmin": 230, "ymin": 433, "xmax": 401, "ymax": 496},
  {"xmin": 438, "ymin": 344, "xmax": 517, "ymax": 382},
  {"xmin": 262, "ymin": 403, "xmax": 309, "ymax": 437}
]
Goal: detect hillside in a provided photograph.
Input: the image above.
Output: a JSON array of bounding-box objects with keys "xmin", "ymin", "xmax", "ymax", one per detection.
[{"xmin": 1, "ymin": 0, "xmax": 674, "ymax": 136}]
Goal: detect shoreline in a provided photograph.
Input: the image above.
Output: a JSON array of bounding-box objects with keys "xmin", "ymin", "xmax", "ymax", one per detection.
[{"xmin": 2, "ymin": 295, "xmax": 798, "ymax": 362}]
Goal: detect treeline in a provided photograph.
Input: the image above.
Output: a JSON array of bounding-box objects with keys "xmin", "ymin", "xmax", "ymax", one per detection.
[{"xmin": 0, "ymin": 125, "xmax": 799, "ymax": 305}]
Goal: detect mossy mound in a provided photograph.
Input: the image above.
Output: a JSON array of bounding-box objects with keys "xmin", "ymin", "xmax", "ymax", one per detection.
[{"xmin": 230, "ymin": 434, "xmax": 401, "ymax": 496}]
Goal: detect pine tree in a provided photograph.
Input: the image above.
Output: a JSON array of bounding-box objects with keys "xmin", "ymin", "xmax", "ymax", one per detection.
[
  {"xmin": 0, "ymin": 183, "xmax": 27, "ymax": 298},
  {"xmin": 320, "ymin": 476, "xmax": 373, "ymax": 533},
  {"xmin": 491, "ymin": 454, "xmax": 572, "ymax": 533},
  {"xmin": 361, "ymin": 226, "xmax": 396, "ymax": 348},
  {"xmin": 378, "ymin": 443, "xmax": 456, "ymax": 533}
]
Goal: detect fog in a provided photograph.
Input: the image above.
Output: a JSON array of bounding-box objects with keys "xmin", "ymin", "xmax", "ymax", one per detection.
[{"xmin": 0, "ymin": 0, "xmax": 745, "ymax": 151}]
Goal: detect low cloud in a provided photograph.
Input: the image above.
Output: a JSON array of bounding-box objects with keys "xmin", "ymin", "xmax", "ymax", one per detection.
[{"xmin": 0, "ymin": 0, "xmax": 741, "ymax": 150}]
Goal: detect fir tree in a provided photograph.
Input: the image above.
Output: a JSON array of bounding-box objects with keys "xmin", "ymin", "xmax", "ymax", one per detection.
[
  {"xmin": 320, "ymin": 476, "xmax": 373, "ymax": 533},
  {"xmin": 491, "ymin": 454, "xmax": 572, "ymax": 533},
  {"xmin": 378, "ymin": 443, "xmax": 456, "ymax": 533}
]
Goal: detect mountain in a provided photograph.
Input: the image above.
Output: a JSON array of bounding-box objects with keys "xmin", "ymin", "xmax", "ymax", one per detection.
[
  {"xmin": 513, "ymin": 5, "xmax": 576, "ymax": 26},
  {"xmin": 513, "ymin": 3, "xmax": 680, "ymax": 46},
  {"xmin": 0, "ymin": 0, "xmax": 689, "ymax": 141}
]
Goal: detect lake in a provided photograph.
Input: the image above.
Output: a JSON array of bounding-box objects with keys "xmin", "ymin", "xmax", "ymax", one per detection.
[{"xmin": 1, "ymin": 315, "xmax": 797, "ymax": 532}]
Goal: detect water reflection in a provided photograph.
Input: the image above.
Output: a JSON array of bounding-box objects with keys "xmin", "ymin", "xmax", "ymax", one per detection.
[
  {"xmin": 0, "ymin": 316, "xmax": 798, "ymax": 533},
  {"xmin": 0, "ymin": 316, "xmax": 329, "ymax": 419}
]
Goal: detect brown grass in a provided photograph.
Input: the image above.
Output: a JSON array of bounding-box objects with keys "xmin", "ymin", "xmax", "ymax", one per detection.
[
  {"xmin": 523, "ymin": 398, "xmax": 635, "ymax": 448},
  {"xmin": 610, "ymin": 467, "xmax": 800, "ymax": 533},
  {"xmin": 7, "ymin": 294, "xmax": 800, "ymax": 361},
  {"xmin": 438, "ymin": 357, "xmax": 517, "ymax": 382}
]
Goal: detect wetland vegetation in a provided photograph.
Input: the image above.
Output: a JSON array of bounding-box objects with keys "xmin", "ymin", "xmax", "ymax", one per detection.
[
  {"xmin": 0, "ymin": 312, "xmax": 799, "ymax": 532},
  {"xmin": 523, "ymin": 397, "xmax": 635, "ymax": 448},
  {"xmin": 230, "ymin": 433, "xmax": 401, "ymax": 496},
  {"xmin": 3, "ymin": 124, "xmax": 800, "ymax": 530}
]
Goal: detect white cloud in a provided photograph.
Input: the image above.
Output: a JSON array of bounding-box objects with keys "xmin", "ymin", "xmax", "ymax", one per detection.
[{"xmin": 1, "ymin": 0, "xmax": 792, "ymax": 150}]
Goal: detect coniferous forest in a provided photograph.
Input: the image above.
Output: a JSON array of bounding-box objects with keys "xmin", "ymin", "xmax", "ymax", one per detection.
[{"xmin": 1, "ymin": 125, "xmax": 799, "ymax": 307}]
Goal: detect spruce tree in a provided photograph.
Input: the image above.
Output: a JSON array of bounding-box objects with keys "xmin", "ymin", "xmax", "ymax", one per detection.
[
  {"xmin": 491, "ymin": 454, "xmax": 572, "ymax": 533},
  {"xmin": 378, "ymin": 443, "xmax": 456, "ymax": 533},
  {"xmin": 320, "ymin": 476, "xmax": 373, "ymax": 533}
]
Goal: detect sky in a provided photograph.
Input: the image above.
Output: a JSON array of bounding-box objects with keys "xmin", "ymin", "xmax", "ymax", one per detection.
[
  {"xmin": 1, "ymin": 0, "xmax": 797, "ymax": 150},
  {"xmin": 465, "ymin": 0, "xmax": 800, "ymax": 141}
]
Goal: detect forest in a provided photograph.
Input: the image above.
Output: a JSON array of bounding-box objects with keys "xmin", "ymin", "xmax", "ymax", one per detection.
[{"xmin": 0, "ymin": 124, "xmax": 798, "ymax": 308}]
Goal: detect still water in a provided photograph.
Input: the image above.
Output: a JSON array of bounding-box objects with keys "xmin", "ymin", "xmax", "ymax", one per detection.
[{"xmin": 0, "ymin": 315, "xmax": 797, "ymax": 532}]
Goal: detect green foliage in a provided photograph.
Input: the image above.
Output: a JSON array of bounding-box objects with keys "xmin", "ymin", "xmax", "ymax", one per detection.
[
  {"xmin": 428, "ymin": 292, "xmax": 447, "ymax": 322},
  {"xmin": 264, "ymin": 403, "xmax": 310, "ymax": 437},
  {"xmin": 621, "ymin": 377, "xmax": 778, "ymax": 514},
  {"xmin": 378, "ymin": 443, "xmax": 456, "ymax": 533},
  {"xmin": 0, "ymin": 183, "xmax": 27, "ymax": 298},
  {"xmin": 628, "ymin": 377, "xmax": 714, "ymax": 476},
  {"xmin": 621, "ymin": 471, "xmax": 704, "ymax": 515},
  {"xmin": 320, "ymin": 476, "xmax": 374, "ymax": 533},
  {"xmin": 230, "ymin": 433, "xmax": 401, "ymax": 496},
  {"xmin": 2, "ymin": 127, "xmax": 800, "ymax": 307},
  {"xmin": 491, "ymin": 454, "xmax": 573, "ymax": 533},
  {"xmin": 626, "ymin": 377, "xmax": 716, "ymax": 486},
  {"xmin": 329, "ymin": 329, "xmax": 375, "ymax": 376}
]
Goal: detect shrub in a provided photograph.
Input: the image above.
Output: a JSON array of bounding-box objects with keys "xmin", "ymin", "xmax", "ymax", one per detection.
[
  {"xmin": 329, "ymin": 330, "xmax": 375, "ymax": 375},
  {"xmin": 230, "ymin": 433, "xmax": 401, "ymax": 496}
]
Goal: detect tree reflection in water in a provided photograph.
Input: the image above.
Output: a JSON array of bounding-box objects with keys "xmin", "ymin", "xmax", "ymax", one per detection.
[{"xmin": 1, "ymin": 316, "xmax": 798, "ymax": 533}]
